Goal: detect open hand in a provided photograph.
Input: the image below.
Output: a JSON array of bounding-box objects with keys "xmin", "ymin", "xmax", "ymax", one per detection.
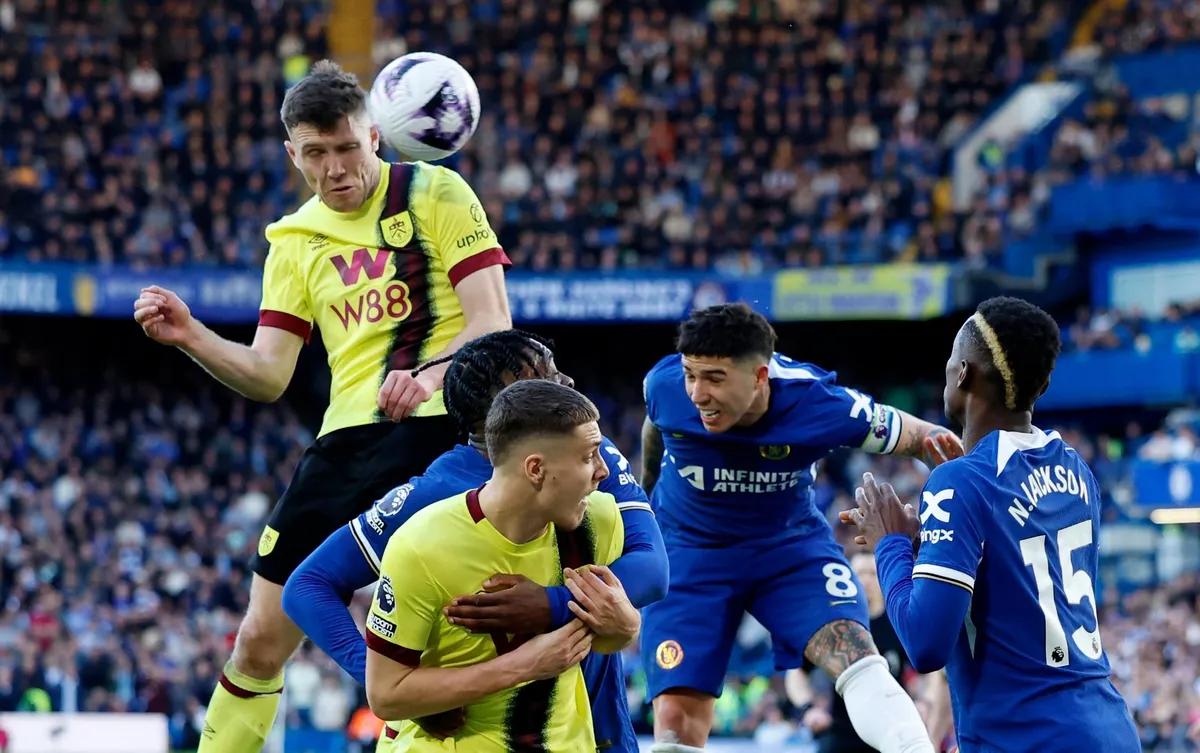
[
  {"xmin": 444, "ymin": 574, "xmax": 552, "ymax": 634},
  {"xmin": 133, "ymin": 286, "xmax": 195, "ymax": 347},
  {"xmin": 510, "ymin": 619, "xmax": 593, "ymax": 682},
  {"xmin": 839, "ymin": 472, "xmax": 919, "ymax": 549},
  {"xmin": 564, "ymin": 566, "xmax": 640, "ymax": 639},
  {"xmin": 378, "ymin": 369, "xmax": 437, "ymax": 421},
  {"xmin": 921, "ymin": 430, "xmax": 964, "ymax": 468}
]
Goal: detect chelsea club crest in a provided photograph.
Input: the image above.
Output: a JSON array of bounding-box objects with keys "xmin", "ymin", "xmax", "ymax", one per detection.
[{"xmin": 759, "ymin": 445, "xmax": 791, "ymax": 460}]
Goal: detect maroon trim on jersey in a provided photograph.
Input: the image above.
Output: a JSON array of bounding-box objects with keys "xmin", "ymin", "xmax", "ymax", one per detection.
[
  {"xmin": 366, "ymin": 632, "xmax": 422, "ymax": 667},
  {"xmin": 466, "ymin": 487, "xmax": 486, "ymax": 523},
  {"xmin": 448, "ymin": 247, "xmax": 512, "ymax": 288},
  {"xmin": 218, "ymin": 672, "xmax": 283, "ymax": 699},
  {"xmin": 258, "ymin": 310, "xmax": 312, "ymax": 343},
  {"xmin": 383, "ymin": 726, "xmax": 400, "ymax": 740}
]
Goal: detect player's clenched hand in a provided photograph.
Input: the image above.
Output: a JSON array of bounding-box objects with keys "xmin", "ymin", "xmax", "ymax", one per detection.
[
  {"xmin": 802, "ymin": 706, "xmax": 833, "ymax": 734},
  {"xmin": 511, "ymin": 619, "xmax": 593, "ymax": 682},
  {"xmin": 444, "ymin": 574, "xmax": 553, "ymax": 634},
  {"xmin": 841, "ymin": 472, "xmax": 919, "ymax": 549},
  {"xmin": 921, "ymin": 430, "xmax": 964, "ymax": 468},
  {"xmin": 378, "ymin": 369, "xmax": 438, "ymax": 421},
  {"xmin": 133, "ymin": 286, "xmax": 196, "ymax": 347},
  {"xmin": 412, "ymin": 707, "xmax": 466, "ymax": 740},
  {"xmin": 563, "ymin": 565, "xmax": 640, "ymax": 639}
]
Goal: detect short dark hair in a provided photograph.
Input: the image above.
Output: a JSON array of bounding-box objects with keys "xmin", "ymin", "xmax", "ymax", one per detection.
[
  {"xmin": 485, "ymin": 381, "xmax": 600, "ymax": 465},
  {"xmin": 280, "ymin": 60, "xmax": 368, "ymax": 133},
  {"xmin": 676, "ymin": 303, "xmax": 777, "ymax": 362},
  {"xmin": 414, "ymin": 329, "xmax": 556, "ymax": 434},
  {"xmin": 965, "ymin": 296, "xmax": 1062, "ymax": 412}
]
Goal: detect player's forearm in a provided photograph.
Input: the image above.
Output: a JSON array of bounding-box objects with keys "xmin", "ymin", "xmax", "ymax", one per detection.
[
  {"xmin": 593, "ymin": 626, "xmax": 638, "ymax": 655},
  {"xmin": 640, "ymin": 418, "xmax": 664, "ymax": 495},
  {"xmin": 367, "ymin": 653, "xmax": 529, "ymax": 721},
  {"xmin": 179, "ymin": 322, "xmax": 292, "ymax": 402},
  {"xmin": 892, "ymin": 410, "xmax": 955, "ymax": 461},
  {"xmin": 413, "ymin": 311, "xmax": 511, "ymax": 388},
  {"xmin": 875, "ymin": 535, "xmax": 971, "ymax": 673}
]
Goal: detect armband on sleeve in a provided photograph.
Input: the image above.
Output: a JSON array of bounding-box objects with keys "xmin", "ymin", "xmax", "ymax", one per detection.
[{"xmin": 859, "ymin": 403, "xmax": 902, "ymax": 455}]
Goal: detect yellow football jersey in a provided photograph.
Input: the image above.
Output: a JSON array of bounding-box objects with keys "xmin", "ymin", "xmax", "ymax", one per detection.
[
  {"xmin": 258, "ymin": 160, "xmax": 509, "ymax": 437},
  {"xmin": 366, "ymin": 488, "xmax": 625, "ymax": 752}
]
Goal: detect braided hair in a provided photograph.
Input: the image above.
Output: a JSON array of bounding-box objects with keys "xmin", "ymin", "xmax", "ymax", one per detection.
[{"xmin": 412, "ymin": 329, "xmax": 557, "ymax": 435}]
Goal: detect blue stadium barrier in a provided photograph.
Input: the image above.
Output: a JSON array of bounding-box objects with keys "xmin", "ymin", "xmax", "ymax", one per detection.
[
  {"xmin": 1039, "ymin": 348, "xmax": 1199, "ymax": 409},
  {"xmin": 1131, "ymin": 460, "xmax": 1200, "ymax": 508}
]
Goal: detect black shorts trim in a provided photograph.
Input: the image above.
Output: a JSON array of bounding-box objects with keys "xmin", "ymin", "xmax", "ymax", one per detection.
[{"xmin": 251, "ymin": 416, "xmax": 461, "ymax": 585}]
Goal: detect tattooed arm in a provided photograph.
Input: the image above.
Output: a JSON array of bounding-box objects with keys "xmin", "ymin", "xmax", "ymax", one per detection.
[
  {"xmin": 640, "ymin": 418, "xmax": 665, "ymax": 496},
  {"xmin": 887, "ymin": 409, "xmax": 963, "ymax": 469}
]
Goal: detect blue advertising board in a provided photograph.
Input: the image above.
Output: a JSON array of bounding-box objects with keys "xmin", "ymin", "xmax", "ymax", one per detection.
[
  {"xmin": 0, "ymin": 262, "xmax": 954, "ymax": 325},
  {"xmin": 1132, "ymin": 460, "xmax": 1200, "ymax": 508}
]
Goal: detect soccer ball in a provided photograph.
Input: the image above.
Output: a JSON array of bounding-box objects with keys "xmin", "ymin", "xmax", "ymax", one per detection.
[{"xmin": 368, "ymin": 52, "xmax": 481, "ymax": 162}]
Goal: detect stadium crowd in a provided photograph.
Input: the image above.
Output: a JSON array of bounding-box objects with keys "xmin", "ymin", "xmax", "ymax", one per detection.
[
  {"xmin": 3, "ymin": 0, "xmax": 1075, "ymax": 272},
  {"xmin": 0, "ymin": 329, "xmax": 1196, "ymax": 751}
]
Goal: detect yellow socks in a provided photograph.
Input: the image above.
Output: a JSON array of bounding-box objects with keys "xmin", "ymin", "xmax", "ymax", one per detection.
[{"xmin": 197, "ymin": 662, "xmax": 284, "ymax": 753}]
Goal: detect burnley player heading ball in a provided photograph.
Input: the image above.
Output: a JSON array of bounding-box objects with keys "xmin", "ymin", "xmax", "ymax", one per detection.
[{"xmin": 369, "ymin": 52, "xmax": 481, "ymax": 162}]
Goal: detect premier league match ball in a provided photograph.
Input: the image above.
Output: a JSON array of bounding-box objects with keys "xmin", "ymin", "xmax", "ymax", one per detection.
[{"xmin": 368, "ymin": 52, "xmax": 481, "ymax": 162}]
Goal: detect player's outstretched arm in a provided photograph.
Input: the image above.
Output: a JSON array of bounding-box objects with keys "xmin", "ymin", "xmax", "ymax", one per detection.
[
  {"xmin": 378, "ymin": 266, "xmax": 512, "ymax": 420},
  {"xmin": 365, "ymin": 620, "xmax": 593, "ymax": 721},
  {"xmin": 282, "ymin": 526, "xmax": 379, "ymax": 685},
  {"xmin": 134, "ymin": 286, "xmax": 302, "ymax": 402},
  {"xmin": 889, "ymin": 411, "xmax": 964, "ymax": 469},
  {"xmin": 640, "ymin": 418, "xmax": 665, "ymax": 495}
]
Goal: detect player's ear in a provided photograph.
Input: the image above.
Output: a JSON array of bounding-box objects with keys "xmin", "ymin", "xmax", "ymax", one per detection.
[
  {"xmin": 369, "ymin": 123, "xmax": 381, "ymax": 154},
  {"xmin": 284, "ymin": 140, "xmax": 299, "ymax": 168},
  {"xmin": 956, "ymin": 360, "xmax": 970, "ymax": 390},
  {"xmin": 1035, "ymin": 375, "xmax": 1051, "ymax": 400},
  {"xmin": 754, "ymin": 363, "xmax": 769, "ymax": 387},
  {"xmin": 523, "ymin": 453, "xmax": 545, "ymax": 489}
]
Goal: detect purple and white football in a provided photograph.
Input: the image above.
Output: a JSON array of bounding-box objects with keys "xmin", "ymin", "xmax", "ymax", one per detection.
[{"xmin": 368, "ymin": 52, "xmax": 481, "ymax": 162}]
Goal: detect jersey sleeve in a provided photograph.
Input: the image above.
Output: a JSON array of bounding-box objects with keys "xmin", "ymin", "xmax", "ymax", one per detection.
[
  {"xmin": 257, "ymin": 234, "xmax": 313, "ymax": 342},
  {"xmin": 911, "ymin": 463, "xmax": 987, "ymax": 595},
  {"xmin": 429, "ymin": 167, "xmax": 511, "ymax": 287},
  {"xmin": 597, "ymin": 437, "xmax": 651, "ymax": 513},
  {"xmin": 350, "ymin": 474, "xmax": 460, "ymax": 574},
  {"xmin": 795, "ymin": 376, "xmax": 899, "ymax": 454},
  {"xmin": 365, "ymin": 535, "xmax": 443, "ymax": 667}
]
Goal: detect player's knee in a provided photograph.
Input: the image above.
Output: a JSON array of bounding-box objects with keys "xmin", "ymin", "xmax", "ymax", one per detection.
[
  {"xmin": 231, "ymin": 581, "xmax": 303, "ymax": 679},
  {"xmin": 653, "ymin": 691, "xmax": 714, "ymax": 747},
  {"xmin": 805, "ymin": 618, "xmax": 878, "ymax": 682}
]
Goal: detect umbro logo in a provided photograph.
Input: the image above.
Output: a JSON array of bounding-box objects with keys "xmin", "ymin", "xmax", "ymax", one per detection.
[{"xmin": 202, "ymin": 722, "xmax": 216, "ymax": 738}]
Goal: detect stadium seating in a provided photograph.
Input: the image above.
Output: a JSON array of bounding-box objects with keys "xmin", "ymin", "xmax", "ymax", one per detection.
[{"xmin": 4, "ymin": 0, "xmax": 1072, "ymax": 271}]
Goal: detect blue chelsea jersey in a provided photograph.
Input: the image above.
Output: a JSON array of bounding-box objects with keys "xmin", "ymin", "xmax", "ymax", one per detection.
[
  {"xmin": 350, "ymin": 437, "xmax": 649, "ymax": 570},
  {"xmin": 643, "ymin": 353, "xmax": 901, "ymax": 543},
  {"xmin": 913, "ymin": 429, "xmax": 1137, "ymax": 752}
]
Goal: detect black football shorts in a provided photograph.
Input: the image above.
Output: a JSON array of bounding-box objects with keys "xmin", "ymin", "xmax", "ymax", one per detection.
[{"xmin": 251, "ymin": 415, "xmax": 461, "ymax": 585}]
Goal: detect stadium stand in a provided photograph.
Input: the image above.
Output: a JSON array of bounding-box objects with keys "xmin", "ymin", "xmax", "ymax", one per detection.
[
  {"xmin": 4, "ymin": 0, "xmax": 1200, "ymax": 752},
  {"xmin": 5, "ymin": 0, "xmax": 1074, "ymax": 271}
]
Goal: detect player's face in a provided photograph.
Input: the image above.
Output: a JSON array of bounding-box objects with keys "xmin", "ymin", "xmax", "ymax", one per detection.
[
  {"xmin": 537, "ymin": 421, "xmax": 608, "ymax": 530},
  {"xmin": 681, "ymin": 355, "xmax": 766, "ymax": 433},
  {"xmin": 524, "ymin": 342, "xmax": 574, "ymax": 389},
  {"xmin": 943, "ymin": 324, "xmax": 971, "ymax": 426},
  {"xmin": 285, "ymin": 112, "xmax": 381, "ymax": 213}
]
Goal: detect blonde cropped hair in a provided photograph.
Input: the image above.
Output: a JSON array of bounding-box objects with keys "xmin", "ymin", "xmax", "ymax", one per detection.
[{"xmin": 970, "ymin": 311, "xmax": 1017, "ymax": 411}]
